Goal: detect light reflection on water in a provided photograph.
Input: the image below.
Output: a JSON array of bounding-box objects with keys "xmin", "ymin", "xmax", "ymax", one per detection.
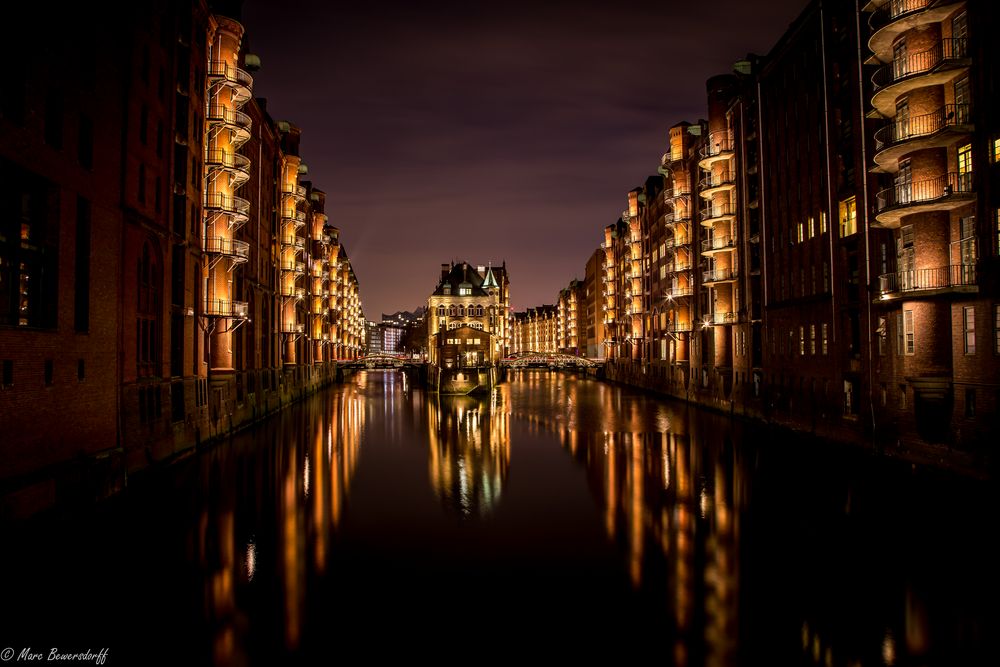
[{"xmin": 0, "ymin": 370, "xmax": 992, "ymax": 666}]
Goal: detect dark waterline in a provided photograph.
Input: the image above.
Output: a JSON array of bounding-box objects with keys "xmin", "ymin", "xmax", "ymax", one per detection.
[{"xmin": 1, "ymin": 371, "xmax": 994, "ymax": 665}]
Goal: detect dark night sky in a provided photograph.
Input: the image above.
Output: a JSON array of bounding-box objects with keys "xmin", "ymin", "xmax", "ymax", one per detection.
[{"xmin": 242, "ymin": 0, "xmax": 807, "ymax": 318}]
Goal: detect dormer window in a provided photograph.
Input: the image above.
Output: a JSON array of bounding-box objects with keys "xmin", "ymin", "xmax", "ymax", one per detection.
[
  {"xmin": 443, "ymin": 285, "xmax": 451, "ymax": 295},
  {"xmin": 459, "ymin": 287, "xmax": 471, "ymax": 296}
]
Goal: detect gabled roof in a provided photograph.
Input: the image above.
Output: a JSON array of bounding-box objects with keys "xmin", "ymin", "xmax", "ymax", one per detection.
[{"xmin": 432, "ymin": 262, "xmax": 490, "ymax": 297}]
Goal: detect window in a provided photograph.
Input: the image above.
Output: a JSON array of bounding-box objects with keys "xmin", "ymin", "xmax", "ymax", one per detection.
[
  {"xmin": 877, "ymin": 317, "xmax": 887, "ymax": 355},
  {"xmin": 963, "ymin": 306, "xmax": 975, "ymax": 355},
  {"xmin": 820, "ymin": 211, "xmax": 827, "ymax": 234},
  {"xmin": 896, "ymin": 312, "xmax": 904, "ymax": 355},
  {"xmin": 78, "ymin": 115, "xmax": 93, "ymax": 169},
  {"xmin": 137, "ymin": 242, "xmax": 160, "ymax": 377},
  {"xmin": 797, "ymin": 221, "xmax": 804, "ymax": 243},
  {"xmin": 995, "ymin": 305, "xmax": 1000, "ymax": 354},
  {"xmin": 44, "ymin": 91, "xmax": 63, "ymax": 149},
  {"xmin": 965, "ymin": 389, "xmax": 976, "ymax": 418},
  {"xmin": 799, "ymin": 326, "xmax": 805, "ymax": 356},
  {"xmin": 810, "ymin": 324, "xmax": 816, "ymax": 355},
  {"xmin": 821, "ymin": 323, "xmax": 829, "ymax": 355},
  {"xmin": 957, "ymin": 143, "xmax": 973, "ymax": 191},
  {"xmin": 75, "ymin": 196, "xmax": 91, "ymax": 332},
  {"xmin": 436, "ymin": 306, "xmax": 444, "ymax": 317},
  {"xmin": 991, "ymin": 138, "xmax": 1000, "ymax": 164},
  {"xmin": 903, "ymin": 309, "xmax": 914, "ymax": 355},
  {"xmin": 839, "ymin": 197, "xmax": 856, "ymax": 237}
]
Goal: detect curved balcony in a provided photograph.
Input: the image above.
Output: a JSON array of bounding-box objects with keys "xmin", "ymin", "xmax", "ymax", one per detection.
[
  {"xmin": 281, "ymin": 183, "xmax": 307, "ymax": 203},
  {"xmin": 281, "ymin": 235, "xmax": 306, "ymax": 250},
  {"xmin": 877, "ymin": 264, "xmax": 977, "ymax": 300},
  {"xmin": 204, "ymin": 236, "xmax": 249, "ymax": 264},
  {"xmin": 871, "ymin": 39, "xmax": 969, "ymax": 117},
  {"xmin": 657, "ymin": 151, "xmax": 682, "ymax": 175},
  {"xmin": 668, "ymin": 322, "xmax": 693, "ymax": 333},
  {"xmin": 204, "ymin": 150, "xmax": 251, "ymax": 188},
  {"xmin": 702, "ymin": 267, "xmax": 738, "ymax": 285},
  {"xmin": 312, "ymin": 297, "xmax": 326, "ymax": 315},
  {"xmin": 874, "ymin": 171, "xmax": 974, "ymax": 226},
  {"xmin": 872, "ymin": 104, "xmax": 972, "ymax": 172},
  {"xmin": 278, "ymin": 284, "xmax": 305, "ymax": 299},
  {"xmin": 207, "ymin": 60, "xmax": 253, "ymax": 106},
  {"xmin": 280, "ymin": 322, "xmax": 305, "ymax": 334},
  {"xmin": 699, "ymin": 202, "xmax": 737, "ymax": 227},
  {"xmin": 665, "ymin": 285, "xmax": 693, "ymax": 299},
  {"xmin": 869, "ymin": 1, "xmax": 965, "ymax": 62},
  {"xmin": 701, "ymin": 234, "xmax": 737, "ymax": 255},
  {"xmin": 205, "ymin": 105, "xmax": 252, "ymax": 148},
  {"xmin": 204, "ymin": 298, "xmax": 248, "ymax": 319},
  {"xmin": 698, "ymin": 170, "xmax": 737, "ymax": 198},
  {"xmin": 204, "ymin": 192, "xmax": 250, "ymax": 228},
  {"xmin": 281, "ymin": 209, "xmax": 306, "ymax": 229},
  {"xmin": 697, "ymin": 131, "xmax": 734, "ymax": 169},
  {"xmin": 280, "ymin": 260, "xmax": 307, "ymax": 275},
  {"xmin": 661, "ymin": 185, "xmax": 692, "ymax": 207}
]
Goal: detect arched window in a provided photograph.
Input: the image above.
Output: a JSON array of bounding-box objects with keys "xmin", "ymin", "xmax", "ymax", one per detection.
[
  {"xmin": 475, "ymin": 305, "xmax": 483, "ymax": 317},
  {"xmin": 137, "ymin": 241, "xmax": 160, "ymax": 377},
  {"xmin": 458, "ymin": 305, "xmax": 465, "ymax": 317},
  {"xmin": 437, "ymin": 306, "xmax": 445, "ymax": 317}
]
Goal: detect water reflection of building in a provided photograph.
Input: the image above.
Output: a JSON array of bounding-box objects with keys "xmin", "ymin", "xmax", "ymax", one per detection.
[
  {"xmin": 426, "ymin": 389, "xmax": 510, "ymax": 518},
  {"xmin": 551, "ymin": 373, "xmax": 743, "ymax": 667}
]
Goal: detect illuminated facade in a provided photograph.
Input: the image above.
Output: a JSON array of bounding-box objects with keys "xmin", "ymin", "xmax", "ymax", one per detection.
[
  {"xmin": 511, "ymin": 305, "xmax": 558, "ymax": 354},
  {"xmin": 556, "ymin": 279, "xmax": 584, "ymax": 355},
  {"xmin": 426, "ymin": 262, "xmax": 510, "ymax": 366},
  {"xmin": 0, "ymin": 3, "xmax": 365, "ymax": 516},
  {"xmin": 864, "ymin": 0, "xmax": 997, "ymax": 447}
]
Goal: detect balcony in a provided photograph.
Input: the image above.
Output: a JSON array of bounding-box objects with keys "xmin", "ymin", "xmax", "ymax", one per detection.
[
  {"xmin": 206, "ymin": 105, "xmax": 252, "ymax": 146},
  {"xmin": 204, "ymin": 192, "xmax": 250, "ymax": 228},
  {"xmin": 702, "ymin": 267, "xmax": 738, "ymax": 284},
  {"xmin": 698, "ymin": 170, "xmax": 737, "ymax": 198},
  {"xmin": 869, "ymin": 1, "xmax": 966, "ymax": 63},
  {"xmin": 870, "ymin": 38, "xmax": 969, "ymax": 117},
  {"xmin": 709, "ymin": 311, "xmax": 738, "ymax": 325},
  {"xmin": 280, "ymin": 260, "xmax": 306, "ymax": 274},
  {"xmin": 658, "ymin": 151, "xmax": 682, "ymax": 175},
  {"xmin": 877, "ymin": 264, "xmax": 977, "ymax": 300},
  {"xmin": 699, "ymin": 202, "xmax": 737, "ymax": 227},
  {"xmin": 701, "ymin": 234, "xmax": 737, "ymax": 255},
  {"xmin": 873, "ymin": 104, "xmax": 972, "ymax": 172},
  {"xmin": 281, "ymin": 235, "xmax": 306, "ymax": 250},
  {"xmin": 661, "ymin": 185, "xmax": 692, "ymax": 206},
  {"xmin": 664, "ymin": 285, "xmax": 693, "ymax": 299},
  {"xmin": 207, "ymin": 60, "xmax": 253, "ymax": 106},
  {"xmin": 281, "ymin": 322, "xmax": 305, "ymax": 334},
  {"xmin": 204, "ymin": 298, "xmax": 248, "ymax": 319},
  {"xmin": 668, "ymin": 322, "xmax": 693, "ymax": 333},
  {"xmin": 204, "ymin": 236, "xmax": 249, "ymax": 263},
  {"xmin": 282, "ymin": 209, "xmax": 306, "ymax": 228},
  {"xmin": 281, "ymin": 183, "xmax": 307, "ymax": 203},
  {"xmin": 874, "ymin": 171, "xmax": 975, "ymax": 226},
  {"xmin": 278, "ymin": 284, "xmax": 305, "ymax": 299},
  {"xmin": 697, "ymin": 130, "xmax": 734, "ymax": 169},
  {"xmin": 204, "ymin": 150, "xmax": 251, "ymax": 188}
]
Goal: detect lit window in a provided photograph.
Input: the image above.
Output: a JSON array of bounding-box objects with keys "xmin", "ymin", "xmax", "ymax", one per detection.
[
  {"xmin": 963, "ymin": 306, "xmax": 976, "ymax": 355},
  {"xmin": 821, "ymin": 323, "xmax": 828, "ymax": 355},
  {"xmin": 799, "ymin": 326, "xmax": 805, "ymax": 356},
  {"xmin": 991, "ymin": 137, "xmax": 1000, "ymax": 163},
  {"xmin": 810, "ymin": 324, "xmax": 816, "ymax": 354},
  {"xmin": 820, "ymin": 211, "xmax": 828, "ymax": 234},
  {"xmin": 839, "ymin": 197, "xmax": 857, "ymax": 237},
  {"xmin": 808, "ymin": 216, "xmax": 815, "ymax": 239},
  {"xmin": 797, "ymin": 221, "xmax": 804, "ymax": 243}
]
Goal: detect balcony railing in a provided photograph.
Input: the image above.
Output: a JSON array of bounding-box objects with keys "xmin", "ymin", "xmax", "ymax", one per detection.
[
  {"xmin": 204, "ymin": 149, "xmax": 251, "ymax": 173},
  {"xmin": 701, "ymin": 235, "xmax": 736, "ymax": 252},
  {"xmin": 204, "ymin": 192, "xmax": 250, "ymax": 217},
  {"xmin": 699, "ymin": 170, "xmax": 736, "ymax": 190},
  {"xmin": 703, "ymin": 267, "xmax": 737, "ymax": 283},
  {"xmin": 878, "ymin": 264, "xmax": 976, "ymax": 295},
  {"xmin": 665, "ymin": 286, "xmax": 693, "ymax": 298},
  {"xmin": 668, "ymin": 322, "xmax": 693, "ymax": 333},
  {"xmin": 204, "ymin": 236, "xmax": 250, "ymax": 261},
  {"xmin": 870, "ymin": 0, "xmax": 941, "ymax": 33},
  {"xmin": 207, "ymin": 60, "xmax": 253, "ymax": 96},
  {"xmin": 698, "ymin": 130, "xmax": 734, "ymax": 159},
  {"xmin": 278, "ymin": 285, "xmax": 306, "ymax": 298},
  {"xmin": 700, "ymin": 202, "xmax": 736, "ymax": 222},
  {"xmin": 872, "ymin": 38, "xmax": 968, "ymax": 91},
  {"xmin": 206, "ymin": 105, "xmax": 252, "ymax": 131},
  {"xmin": 280, "ymin": 261, "xmax": 306, "ymax": 274},
  {"xmin": 875, "ymin": 172, "xmax": 974, "ymax": 213},
  {"xmin": 280, "ymin": 322, "xmax": 305, "ymax": 334},
  {"xmin": 874, "ymin": 104, "xmax": 972, "ymax": 151},
  {"xmin": 281, "ymin": 235, "xmax": 306, "ymax": 249},
  {"xmin": 281, "ymin": 183, "xmax": 307, "ymax": 200},
  {"xmin": 281, "ymin": 209, "xmax": 306, "ymax": 226},
  {"xmin": 204, "ymin": 298, "xmax": 248, "ymax": 318},
  {"xmin": 709, "ymin": 311, "xmax": 738, "ymax": 325}
]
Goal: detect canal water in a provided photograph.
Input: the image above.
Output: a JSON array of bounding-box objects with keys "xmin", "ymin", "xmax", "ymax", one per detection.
[{"xmin": 1, "ymin": 371, "xmax": 993, "ymax": 665}]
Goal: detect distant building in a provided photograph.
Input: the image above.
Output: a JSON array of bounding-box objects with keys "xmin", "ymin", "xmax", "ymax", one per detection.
[{"xmin": 427, "ymin": 262, "xmax": 510, "ymax": 368}]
